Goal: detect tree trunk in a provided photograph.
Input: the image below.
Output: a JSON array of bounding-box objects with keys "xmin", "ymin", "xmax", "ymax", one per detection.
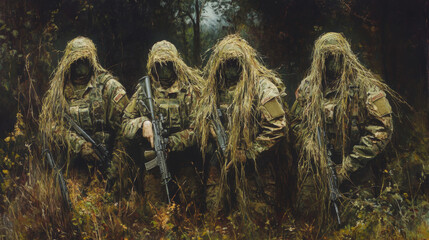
[
  {"xmin": 180, "ymin": 14, "xmax": 189, "ymax": 62},
  {"xmin": 193, "ymin": 0, "xmax": 201, "ymax": 66},
  {"xmin": 425, "ymin": 0, "xmax": 429, "ymax": 106}
]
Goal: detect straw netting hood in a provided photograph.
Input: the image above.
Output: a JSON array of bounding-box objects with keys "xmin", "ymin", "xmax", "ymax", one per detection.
[
  {"xmin": 39, "ymin": 36, "xmax": 107, "ymax": 146},
  {"xmin": 146, "ymin": 40, "xmax": 203, "ymax": 95}
]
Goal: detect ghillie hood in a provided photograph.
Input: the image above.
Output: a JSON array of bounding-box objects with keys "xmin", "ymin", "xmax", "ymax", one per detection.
[
  {"xmin": 296, "ymin": 32, "xmax": 405, "ymax": 222},
  {"xmin": 195, "ymin": 34, "xmax": 285, "ymax": 214},
  {"xmin": 146, "ymin": 40, "xmax": 203, "ymax": 96},
  {"xmin": 39, "ymin": 36, "xmax": 107, "ymax": 147}
]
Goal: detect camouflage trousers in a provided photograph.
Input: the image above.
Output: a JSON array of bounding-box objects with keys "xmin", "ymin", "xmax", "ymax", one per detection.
[{"xmin": 205, "ymin": 158, "xmax": 278, "ymax": 225}]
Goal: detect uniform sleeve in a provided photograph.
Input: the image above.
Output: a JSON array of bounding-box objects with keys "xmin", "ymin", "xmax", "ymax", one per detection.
[
  {"xmin": 167, "ymin": 88, "xmax": 197, "ymax": 152},
  {"xmin": 246, "ymin": 80, "xmax": 287, "ymax": 160},
  {"xmin": 290, "ymin": 85, "xmax": 306, "ymax": 150},
  {"xmin": 102, "ymin": 78, "xmax": 130, "ymax": 183},
  {"xmin": 121, "ymin": 85, "xmax": 150, "ymax": 140},
  {"xmin": 343, "ymin": 87, "xmax": 394, "ymax": 173},
  {"xmin": 290, "ymin": 79, "xmax": 311, "ymax": 150},
  {"xmin": 168, "ymin": 128, "xmax": 196, "ymax": 152},
  {"xmin": 104, "ymin": 78, "xmax": 130, "ymax": 133},
  {"xmin": 290, "ymin": 101, "xmax": 303, "ymax": 149}
]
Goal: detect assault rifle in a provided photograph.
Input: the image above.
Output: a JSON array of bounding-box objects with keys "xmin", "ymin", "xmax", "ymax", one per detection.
[
  {"xmin": 43, "ymin": 148, "xmax": 72, "ymax": 210},
  {"xmin": 64, "ymin": 113, "xmax": 110, "ymax": 168},
  {"xmin": 317, "ymin": 126, "xmax": 341, "ymax": 225},
  {"xmin": 138, "ymin": 76, "xmax": 172, "ymax": 204}
]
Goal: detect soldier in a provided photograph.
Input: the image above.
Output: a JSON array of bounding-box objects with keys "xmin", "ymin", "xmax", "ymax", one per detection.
[
  {"xmin": 194, "ymin": 35, "xmax": 290, "ymax": 225},
  {"xmin": 291, "ymin": 32, "xmax": 399, "ymax": 223},
  {"xmin": 39, "ymin": 36, "xmax": 129, "ymax": 191},
  {"xmin": 122, "ymin": 40, "xmax": 203, "ymax": 210}
]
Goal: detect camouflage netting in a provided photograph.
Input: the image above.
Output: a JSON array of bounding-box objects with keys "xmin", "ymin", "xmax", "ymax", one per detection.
[
  {"xmin": 194, "ymin": 34, "xmax": 286, "ymax": 214},
  {"xmin": 39, "ymin": 36, "xmax": 108, "ymax": 151},
  {"xmin": 147, "ymin": 40, "xmax": 203, "ymax": 96},
  {"xmin": 295, "ymin": 32, "xmax": 408, "ymax": 223}
]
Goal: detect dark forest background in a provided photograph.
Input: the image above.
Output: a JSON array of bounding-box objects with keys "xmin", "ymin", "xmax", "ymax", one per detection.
[{"xmin": 0, "ymin": 0, "xmax": 428, "ymax": 137}]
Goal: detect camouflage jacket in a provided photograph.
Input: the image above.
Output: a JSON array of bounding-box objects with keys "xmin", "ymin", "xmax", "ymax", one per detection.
[
  {"xmin": 291, "ymin": 79, "xmax": 394, "ymax": 174},
  {"xmin": 216, "ymin": 78, "xmax": 287, "ymax": 160},
  {"xmin": 122, "ymin": 80, "xmax": 196, "ymax": 152},
  {"xmin": 63, "ymin": 72, "xmax": 129, "ymax": 155}
]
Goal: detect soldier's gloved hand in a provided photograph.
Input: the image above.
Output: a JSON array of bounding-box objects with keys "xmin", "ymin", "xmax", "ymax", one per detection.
[
  {"xmin": 81, "ymin": 142, "xmax": 100, "ymax": 162},
  {"xmin": 142, "ymin": 120, "xmax": 154, "ymax": 148},
  {"xmin": 210, "ymin": 125, "xmax": 217, "ymax": 138}
]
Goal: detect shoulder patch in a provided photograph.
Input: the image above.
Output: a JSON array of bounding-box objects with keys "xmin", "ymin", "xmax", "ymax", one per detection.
[
  {"xmin": 367, "ymin": 89, "xmax": 392, "ymax": 117},
  {"xmin": 263, "ymin": 98, "xmax": 285, "ymax": 120},
  {"xmin": 113, "ymin": 88, "xmax": 126, "ymax": 103},
  {"xmin": 373, "ymin": 96, "xmax": 392, "ymax": 117}
]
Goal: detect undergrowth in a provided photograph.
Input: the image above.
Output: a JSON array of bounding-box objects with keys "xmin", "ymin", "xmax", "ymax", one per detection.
[{"xmin": 0, "ymin": 112, "xmax": 428, "ymax": 239}]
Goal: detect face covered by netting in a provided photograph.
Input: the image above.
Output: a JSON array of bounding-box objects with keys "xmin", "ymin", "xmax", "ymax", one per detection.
[
  {"xmin": 146, "ymin": 40, "xmax": 203, "ymax": 94},
  {"xmin": 39, "ymin": 36, "xmax": 106, "ymax": 147}
]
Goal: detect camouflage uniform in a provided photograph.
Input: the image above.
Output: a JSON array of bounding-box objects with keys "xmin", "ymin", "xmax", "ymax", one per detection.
[
  {"xmin": 122, "ymin": 41, "xmax": 202, "ymax": 210},
  {"xmin": 63, "ymin": 72, "xmax": 129, "ymax": 183},
  {"xmin": 292, "ymin": 81, "xmax": 393, "ymax": 180},
  {"xmin": 41, "ymin": 37, "xmax": 129, "ymax": 191},
  {"xmin": 196, "ymin": 35, "xmax": 290, "ymax": 224},
  {"xmin": 291, "ymin": 32, "xmax": 394, "ymax": 218},
  {"xmin": 208, "ymin": 78, "xmax": 288, "ymax": 221}
]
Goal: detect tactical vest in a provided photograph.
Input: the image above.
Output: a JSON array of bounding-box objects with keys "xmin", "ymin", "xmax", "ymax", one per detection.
[
  {"xmin": 67, "ymin": 73, "xmax": 115, "ymax": 147},
  {"xmin": 138, "ymin": 80, "xmax": 193, "ymax": 135}
]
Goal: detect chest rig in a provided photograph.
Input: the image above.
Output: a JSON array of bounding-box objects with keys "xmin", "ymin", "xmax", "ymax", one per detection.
[
  {"xmin": 67, "ymin": 73, "xmax": 114, "ymax": 145},
  {"xmin": 138, "ymin": 80, "xmax": 192, "ymax": 135},
  {"xmin": 323, "ymin": 85, "xmax": 363, "ymax": 158}
]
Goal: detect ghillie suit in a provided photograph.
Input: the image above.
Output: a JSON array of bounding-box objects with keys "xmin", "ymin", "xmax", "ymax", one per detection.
[
  {"xmin": 291, "ymin": 32, "xmax": 404, "ymax": 228},
  {"xmin": 39, "ymin": 36, "xmax": 129, "ymax": 193},
  {"xmin": 194, "ymin": 35, "xmax": 291, "ymax": 224},
  {"xmin": 122, "ymin": 41, "xmax": 203, "ymax": 212}
]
